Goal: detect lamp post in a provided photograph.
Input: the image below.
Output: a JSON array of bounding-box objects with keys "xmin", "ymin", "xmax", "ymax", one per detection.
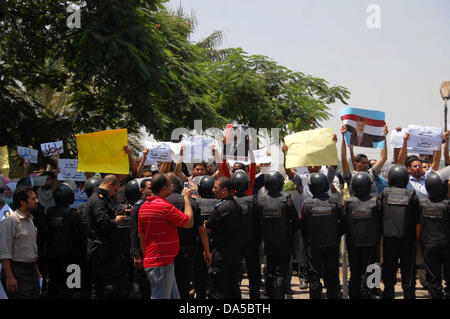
[{"xmin": 441, "ymin": 81, "xmax": 450, "ymax": 131}]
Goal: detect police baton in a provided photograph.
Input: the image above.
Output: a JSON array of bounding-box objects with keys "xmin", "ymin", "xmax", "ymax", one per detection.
[{"xmin": 341, "ymin": 234, "xmax": 349, "ymax": 299}]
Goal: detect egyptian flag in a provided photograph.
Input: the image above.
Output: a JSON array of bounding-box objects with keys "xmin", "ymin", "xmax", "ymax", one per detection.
[
  {"xmin": 339, "ymin": 107, "xmax": 386, "ymax": 148},
  {"xmin": 224, "ymin": 124, "xmax": 250, "ymax": 161}
]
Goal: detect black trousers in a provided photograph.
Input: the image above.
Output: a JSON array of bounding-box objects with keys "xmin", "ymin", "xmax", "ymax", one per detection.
[
  {"xmin": 347, "ymin": 245, "xmax": 376, "ymax": 299},
  {"xmin": 47, "ymin": 257, "xmax": 76, "ymax": 299},
  {"xmin": 90, "ymin": 253, "xmax": 125, "ymax": 299},
  {"xmin": 307, "ymin": 246, "xmax": 339, "ymax": 299},
  {"xmin": 209, "ymin": 247, "xmax": 242, "ymax": 299},
  {"xmin": 240, "ymin": 242, "xmax": 261, "ymax": 299},
  {"xmin": 423, "ymin": 245, "xmax": 450, "ymax": 299},
  {"xmin": 382, "ymin": 237, "xmax": 416, "ymax": 299},
  {"xmin": 1, "ymin": 261, "xmax": 40, "ymax": 299},
  {"xmin": 193, "ymin": 241, "xmax": 209, "ymax": 299},
  {"xmin": 175, "ymin": 244, "xmax": 195, "ymax": 299},
  {"xmin": 265, "ymin": 253, "xmax": 290, "ymax": 299}
]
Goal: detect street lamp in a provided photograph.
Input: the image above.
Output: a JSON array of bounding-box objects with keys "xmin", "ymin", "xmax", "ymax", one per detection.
[{"xmin": 441, "ymin": 81, "xmax": 450, "ymax": 131}]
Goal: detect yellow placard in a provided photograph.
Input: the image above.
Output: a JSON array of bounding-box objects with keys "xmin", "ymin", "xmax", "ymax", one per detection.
[
  {"xmin": 284, "ymin": 127, "xmax": 338, "ymax": 168},
  {"xmin": 0, "ymin": 145, "xmax": 9, "ymax": 177},
  {"xmin": 76, "ymin": 129, "xmax": 129, "ymax": 174}
]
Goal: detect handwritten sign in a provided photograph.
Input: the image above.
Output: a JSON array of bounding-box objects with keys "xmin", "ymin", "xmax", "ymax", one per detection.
[
  {"xmin": 41, "ymin": 141, "xmax": 64, "ymax": 157},
  {"xmin": 17, "ymin": 146, "xmax": 38, "ymax": 163},
  {"xmin": 58, "ymin": 159, "xmax": 86, "ymax": 182},
  {"xmin": 145, "ymin": 142, "xmax": 172, "ymax": 162},
  {"xmin": 407, "ymin": 125, "xmax": 443, "ymax": 152}
]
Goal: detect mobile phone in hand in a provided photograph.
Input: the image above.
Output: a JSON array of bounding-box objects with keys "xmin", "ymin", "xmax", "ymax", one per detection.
[{"xmin": 184, "ymin": 182, "xmax": 189, "ymax": 190}]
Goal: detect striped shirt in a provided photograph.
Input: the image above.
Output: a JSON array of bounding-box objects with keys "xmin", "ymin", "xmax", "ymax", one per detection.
[{"xmin": 138, "ymin": 196, "xmax": 189, "ymax": 268}]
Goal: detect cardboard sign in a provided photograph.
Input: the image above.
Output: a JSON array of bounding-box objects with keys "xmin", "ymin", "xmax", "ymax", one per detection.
[
  {"xmin": 146, "ymin": 142, "xmax": 172, "ymax": 162},
  {"xmin": 284, "ymin": 128, "xmax": 338, "ymax": 168},
  {"xmin": 58, "ymin": 159, "xmax": 86, "ymax": 182},
  {"xmin": 17, "ymin": 146, "xmax": 38, "ymax": 163},
  {"xmin": 76, "ymin": 129, "xmax": 129, "ymax": 174},
  {"xmin": 253, "ymin": 148, "xmax": 272, "ymax": 164},
  {"xmin": 41, "ymin": 140, "xmax": 64, "ymax": 157},
  {"xmin": 139, "ymin": 152, "xmax": 157, "ymax": 166},
  {"xmin": 407, "ymin": 125, "xmax": 443, "ymax": 152}
]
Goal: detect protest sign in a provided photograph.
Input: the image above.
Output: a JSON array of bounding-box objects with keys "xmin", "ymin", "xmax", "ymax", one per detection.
[
  {"xmin": 76, "ymin": 129, "xmax": 129, "ymax": 174},
  {"xmin": 253, "ymin": 148, "xmax": 272, "ymax": 164},
  {"xmin": 390, "ymin": 128, "xmax": 407, "ymax": 149},
  {"xmin": 139, "ymin": 152, "xmax": 157, "ymax": 166},
  {"xmin": 284, "ymin": 128, "xmax": 338, "ymax": 168},
  {"xmin": 58, "ymin": 159, "xmax": 86, "ymax": 181},
  {"xmin": 181, "ymin": 136, "xmax": 216, "ymax": 163},
  {"xmin": 224, "ymin": 124, "xmax": 251, "ymax": 162},
  {"xmin": 339, "ymin": 107, "xmax": 386, "ymax": 148},
  {"xmin": 145, "ymin": 142, "xmax": 172, "ymax": 162},
  {"xmin": 407, "ymin": 125, "xmax": 443, "ymax": 152},
  {"xmin": 17, "ymin": 146, "xmax": 38, "ymax": 163},
  {"xmin": 41, "ymin": 140, "xmax": 64, "ymax": 157}
]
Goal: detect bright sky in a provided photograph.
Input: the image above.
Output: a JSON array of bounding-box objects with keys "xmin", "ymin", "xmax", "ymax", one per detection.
[{"xmin": 166, "ymin": 0, "xmax": 450, "ymax": 160}]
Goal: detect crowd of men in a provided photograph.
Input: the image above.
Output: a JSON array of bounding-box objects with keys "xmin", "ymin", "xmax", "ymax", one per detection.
[{"xmin": 1, "ymin": 126, "xmax": 450, "ymax": 299}]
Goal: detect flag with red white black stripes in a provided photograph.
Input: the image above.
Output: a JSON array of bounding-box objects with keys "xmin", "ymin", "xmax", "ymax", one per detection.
[{"xmin": 339, "ymin": 107, "xmax": 386, "ymax": 148}]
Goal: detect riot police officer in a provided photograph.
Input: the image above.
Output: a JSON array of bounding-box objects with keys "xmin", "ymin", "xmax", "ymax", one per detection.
[
  {"xmin": 75, "ymin": 176, "xmax": 101, "ymax": 299},
  {"xmin": 86, "ymin": 175, "xmax": 126, "ymax": 299},
  {"xmin": 232, "ymin": 170, "xmax": 261, "ymax": 299},
  {"xmin": 300, "ymin": 172, "xmax": 343, "ymax": 299},
  {"xmin": 46, "ymin": 183, "xmax": 81, "ymax": 299},
  {"xmin": 344, "ymin": 172, "xmax": 381, "ymax": 299},
  {"xmin": 193, "ymin": 175, "xmax": 219, "ymax": 298},
  {"xmin": 419, "ymin": 170, "xmax": 450, "ymax": 299},
  {"xmin": 129, "ymin": 178, "xmax": 152, "ymax": 299},
  {"xmin": 116, "ymin": 179, "xmax": 141, "ymax": 297},
  {"xmin": 380, "ymin": 164, "xmax": 420, "ymax": 299},
  {"xmin": 257, "ymin": 171, "xmax": 299, "ymax": 299},
  {"xmin": 205, "ymin": 176, "xmax": 242, "ymax": 299}
]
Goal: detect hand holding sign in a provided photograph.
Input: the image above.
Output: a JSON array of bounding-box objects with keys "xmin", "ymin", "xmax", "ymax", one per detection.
[{"xmin": 17, "ymin": 146, "xmax": 38, "ymax": 164}]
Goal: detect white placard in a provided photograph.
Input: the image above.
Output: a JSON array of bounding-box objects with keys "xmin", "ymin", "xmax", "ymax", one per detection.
[
  {"xmin": 17, "ymin": 146, "xmax": 38, "ymax": 163},
  {"xmin": 407, "ymin": 125, "xmax": 443, "ymax": 152},
  {"xmin": 390, "ymin": 128, "xmax": 407, "ymax": 149},
  {"xmin": 40, "ymin": 140, "xmax": 64, "ymax": 157},
  {"xmin": 145, "ymin": 142, "xmax": 172, "ymax": 162},
  {"xmin": 58, "ymin": 159, "xmax": 86, "ymax": 182},
  {"xmin": 181, "ymin": 136, "xmax": 216, "ymax": 163},
  {"xmin": 253, "ymin": 148, "xmax": 272, "ymax": 164}
]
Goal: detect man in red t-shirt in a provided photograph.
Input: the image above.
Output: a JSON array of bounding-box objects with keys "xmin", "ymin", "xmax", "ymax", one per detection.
[{"xmin": 138, "ymin": 173, "xmax": 194, "ymax": 299}]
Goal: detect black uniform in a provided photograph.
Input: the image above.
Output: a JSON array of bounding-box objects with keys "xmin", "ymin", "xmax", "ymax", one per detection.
[
  {"xmin": 75, "ymin": 201, "xmax": 92, "ymax": 299},
  {"xmin": 300, "ymin": 194, "xmax": 343, "ymax": 299},
  {"xmin": 129, "ymin": 198, "xmax": 151, "ymax": 299},
  {"xmin": 344, "ymin": 196, "xmax": 381, "ymax": 299},
  {"xmin": 86, "ymin": 188, "xmax": 124, "ymax": 299},
  {"xmin": 166, "ymin": 192, "xmax": 202, "ymax": 299},
  {"xmin": 46, "ymin": 205, "xmax": 82, "ymax": 298},
  {"xmin": 116, "ymin": 203, "xmax": 134, "ymax": 298},
  {"xmin": 31, "ymin": 203, "xmax": 48, "ymax": 296},
  {"xmin": 206, "ymin": 196, "xmax": 243, "ymax": 299},
  {"xmin": 235, "ymin": 194, "xmax": 261, "ymax": 299},
  {"xmin": 419, "ymin": 198, "xmax": 450, "ymax": 299},
  {"xmin": 379, "ymin": 187, "xmax": 420, "ymax": 299},
  {"xmin": 257, "ymin": 192, "xmax": 300, "ymax": 299},
  {"xmin": 193, "ymin": 197, "xmax": 219, "ymax": 298}
]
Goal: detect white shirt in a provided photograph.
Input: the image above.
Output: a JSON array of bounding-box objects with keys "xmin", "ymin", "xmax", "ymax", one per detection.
[{"xmin": 407, "ymin": 168, "xmax": 434, "ymax": 200}]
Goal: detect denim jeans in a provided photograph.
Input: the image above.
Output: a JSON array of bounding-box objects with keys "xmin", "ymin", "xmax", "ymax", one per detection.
[{"xmin": 145, "ymin": 263, "xmax": 180, "ymax": 299}]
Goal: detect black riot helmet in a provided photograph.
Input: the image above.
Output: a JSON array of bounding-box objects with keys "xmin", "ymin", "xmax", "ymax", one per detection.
[
  {"xmin": 54, "ymin": 183, "xmax": 75, "ymax": 206},
  {"xmin": 425, "ymin": 172, "xmax": 447, "ymax": 199},
  {"xmin": 125, "ymin": 179, "xmax": 141, "ymax": 204},
  {"xmin": 198, "ymin": 175, "xmax": 215, "ymax": 198},
  {"xmin": 307, "ymin": 173, "xmax": 330, "ymax": 197},
  {"xmin": 85, "ymin": 177, "xmax": 102, "ymax": 198},
  {"xmin": 351, "ymin": 172, "xmax": 372, "ymax": 197},
  {"xmin": 17, "ymin": 176, "xmax": 32, "ymax": 188},
  {"xmin": 264, "ymin": 171, "xmax": 284, "ymax": 193},
  {"xmin": 231, "ymin": 170, "xmax": 250, "ymax": 194},
  {"xmin": 387, "ymin": 164, "xmax": 409, "ymax": 188}
]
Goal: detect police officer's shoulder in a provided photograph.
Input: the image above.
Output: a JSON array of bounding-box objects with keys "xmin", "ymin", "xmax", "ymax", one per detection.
[
  {"xmin": 134, "ymin": 199, "xmax": 144, "ymax": 207},
  {"xmin": 214, "ymin": 199, "xmax": 226, "ymax": 209}
]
